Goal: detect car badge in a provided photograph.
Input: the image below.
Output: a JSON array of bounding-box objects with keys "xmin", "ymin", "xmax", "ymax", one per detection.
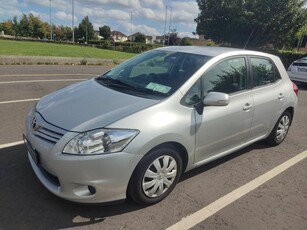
[{"xmin": 32, "ymin": 115, "xmax": 40, "ymax": 131}]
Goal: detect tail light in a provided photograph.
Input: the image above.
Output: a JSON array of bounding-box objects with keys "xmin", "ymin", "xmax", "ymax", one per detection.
[{"xmin": 292, "ymin": 82, "xmax": 298, "ymax": 96}]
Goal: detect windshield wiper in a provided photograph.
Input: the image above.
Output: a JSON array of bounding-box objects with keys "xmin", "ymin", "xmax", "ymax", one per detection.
[
  {"xmin": 96, "ymin": 76, "xmax": 167, "ymax": 99},
  {"xmin": 96, "ymin": 76, "xmax": 136, "ymax": 90}
]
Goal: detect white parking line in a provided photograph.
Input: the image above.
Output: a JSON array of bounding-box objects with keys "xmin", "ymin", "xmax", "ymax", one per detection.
[
  {"xmin": 166, "ymin": 150, "xmax": 307, "ymax": 230},
  {"xmin": 0, "ymin": 79, "xmax": 86, "ymax": 84},
  {"xmin": 0, "ymin": 98, "xmax": 40, "ymax": 105},
  {"xmin": 0, "ymin": 141, "xmax": 24, "ymax": 149},
  {"xmin": 0, "ymin": 74, "xmax": 95, "ymax": 77}
]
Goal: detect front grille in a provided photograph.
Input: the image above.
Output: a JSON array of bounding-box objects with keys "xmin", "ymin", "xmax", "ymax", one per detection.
[
  {"xmin": 32, "ymin": 113, "xmax": 66, "ymax": 144},
  {"xmin": 35, "ymin": 126, "xmax": 64, "ymax": 143}
]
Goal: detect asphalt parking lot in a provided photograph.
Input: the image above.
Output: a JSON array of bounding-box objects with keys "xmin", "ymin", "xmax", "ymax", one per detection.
[{"xmin": 0, "ymin": 65, "xmax": 306, "ymax": 230}]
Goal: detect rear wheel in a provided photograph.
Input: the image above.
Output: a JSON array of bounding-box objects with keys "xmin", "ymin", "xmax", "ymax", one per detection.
[
  {"xmin": 266, "ymin": 111, "xmax": 292, "ymax": 146},
  {"xmin": 128, "ymin": 146, "xmax": 182, "ymax": 205}
]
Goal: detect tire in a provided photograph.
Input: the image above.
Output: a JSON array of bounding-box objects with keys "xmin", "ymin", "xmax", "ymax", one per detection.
[
  {"xmin": 266, "ymin": 111, "xmax": 292, "ymax": 146},
  {"xmin": 128, "ymin": 146, "xmax": 182, "ymax": 205}
]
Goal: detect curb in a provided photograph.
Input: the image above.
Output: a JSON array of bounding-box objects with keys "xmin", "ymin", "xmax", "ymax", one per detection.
[{"xmin": 0, "ymin": 55, "xmax": 123, "ymax": 66}]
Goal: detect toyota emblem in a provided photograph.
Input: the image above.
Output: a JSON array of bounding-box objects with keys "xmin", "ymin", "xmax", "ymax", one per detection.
[{"xmin": 32, "ymin": 115, "xmax": 39, "ymax": 131}]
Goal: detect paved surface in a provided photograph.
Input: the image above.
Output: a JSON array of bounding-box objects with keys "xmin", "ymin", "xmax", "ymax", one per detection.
[{"xmin": 0, "ymin": 65, "xmax": 306, "ymax": 230}]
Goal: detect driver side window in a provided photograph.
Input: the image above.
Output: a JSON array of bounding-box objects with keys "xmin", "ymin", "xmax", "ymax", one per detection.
[
  {"xmin": 202, "ymin": 57, "xmax": 247, "ymax": 95},
  {"xmin": 181, "ymin": 57, "xmax": 247, "ymax": 106}
]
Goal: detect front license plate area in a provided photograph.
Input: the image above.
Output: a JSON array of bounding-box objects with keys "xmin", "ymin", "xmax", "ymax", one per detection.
[{"xmin": 23, "ymin": 135, "xmax": 40, "ymax": 166}]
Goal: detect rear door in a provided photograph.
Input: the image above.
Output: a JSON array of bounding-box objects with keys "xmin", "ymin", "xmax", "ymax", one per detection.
[{"xmin": 247, "ymin": 56, "xmax": 287, "ymax": 141}]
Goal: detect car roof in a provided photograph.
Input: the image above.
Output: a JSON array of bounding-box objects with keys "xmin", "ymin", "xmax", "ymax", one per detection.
[{"xmin": 156, "ymin": 46, "xmax": 270, "ymax": 58}]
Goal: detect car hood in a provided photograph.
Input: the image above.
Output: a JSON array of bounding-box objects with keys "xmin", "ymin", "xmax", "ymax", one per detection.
[{"xmin": 36, "ymin": 78, "xmax": 158, "ymax": 132}]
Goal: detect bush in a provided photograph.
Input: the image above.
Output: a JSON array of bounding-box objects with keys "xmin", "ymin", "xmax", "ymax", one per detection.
[{"xmin": 264, "ymin": 49, "xmax": 306, "ymax": 68}]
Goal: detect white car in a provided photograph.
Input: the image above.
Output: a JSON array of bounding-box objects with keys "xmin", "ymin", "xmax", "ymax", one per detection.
[{"xmin": 287, "ymin": 57, "xmax": 307, "ymax": 83}]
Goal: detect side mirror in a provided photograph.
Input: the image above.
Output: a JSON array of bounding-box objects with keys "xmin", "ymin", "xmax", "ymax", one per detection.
[{"xmin": 203, "ymin": 92, "xmax": 229, "ymax": 106}]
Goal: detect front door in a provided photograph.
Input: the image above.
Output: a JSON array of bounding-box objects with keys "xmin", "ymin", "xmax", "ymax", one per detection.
[{"xmin": 193, "ymin": 57, "xmax": 254, "ymax": 163}]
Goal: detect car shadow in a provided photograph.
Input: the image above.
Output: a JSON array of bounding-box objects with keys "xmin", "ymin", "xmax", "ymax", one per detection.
[
  {"xmin": 295, "ymin": 82, "xmax": 307, "ymax": 91},
  {"xmin": 180, "ymin": 141, "xmax": 270, "ymax": 182},
  {"xmin": 0, "ymin": 144, "xmax": 142, "ymax": 230},
  {"xmin": 0, "ymin": 141, "xmax": 270, "ymax": 229}
]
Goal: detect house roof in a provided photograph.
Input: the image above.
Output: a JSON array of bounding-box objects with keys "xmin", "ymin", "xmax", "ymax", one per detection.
[{"xmin": 111, "ymin": 31, "xmax": 127, "ymax": 37}]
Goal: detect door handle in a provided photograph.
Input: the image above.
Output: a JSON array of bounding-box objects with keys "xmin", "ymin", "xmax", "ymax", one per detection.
[
  {"xmin": 278, "ymin": 93, "xmax": 284, "ymax": 100},
  {"xmin": 243, "ymin": 103, "xmax": 253, "ymax": 111}
]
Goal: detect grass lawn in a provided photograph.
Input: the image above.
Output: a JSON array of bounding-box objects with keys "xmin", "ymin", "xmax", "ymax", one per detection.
[{"xmin": 0, "ymin": 39, "xmax": 136, "ymax": 60}]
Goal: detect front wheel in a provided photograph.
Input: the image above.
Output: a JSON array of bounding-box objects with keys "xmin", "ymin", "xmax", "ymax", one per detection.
[
  {"xmin": 128, "ymin": 146, "xmax": 182, "ymax": 205},
  {"xmin": 266, "ymin": 111, "xmax": 292, "ymax": 146}
]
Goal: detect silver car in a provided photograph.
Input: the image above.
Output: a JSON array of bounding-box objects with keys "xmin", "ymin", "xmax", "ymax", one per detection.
[
  {"xmin": 24, "ymin": 46, "xmax": 298, "ymax": 205},
  {"xmin": 287, "ymin": 56, "xmax": 307, "ymax": 83}
]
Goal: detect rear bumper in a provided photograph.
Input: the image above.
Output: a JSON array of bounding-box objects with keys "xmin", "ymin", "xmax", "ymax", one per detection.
[{"xmin": 287, "ymin": 71, "xmax": 307, "ymax": 83}]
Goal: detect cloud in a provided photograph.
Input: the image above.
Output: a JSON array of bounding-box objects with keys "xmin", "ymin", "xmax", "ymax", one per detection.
[
  {"xmin": 142, "ymin": 0, "xmax": 164, "ymax": 9},
  {"xmin": 54, "ymin": 11, "xmax": 76, "ymax": 22},
  {"xmin": 0, "ymin": 0, "xmax": 200, "ymax": 38}
]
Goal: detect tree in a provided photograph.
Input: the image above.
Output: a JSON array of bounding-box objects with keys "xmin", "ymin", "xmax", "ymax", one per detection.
[
  {"xmin": 12, "ymin": 16, "xmax": 19, "ymax": 36},
  {"xmin": 195, "ymin": 0, "xmax": 307, "ymax": 49},
  {"xmin": 19, "ymin": 14, "xmax": 30, "ymax": 37},
  {"xmin": 1, "ymin": 20, "xmax": 13, "ymax": 35},
  {"xmin": 77, "ymin": 16, "xmax": 95, "ymax": 42},
  {"xmin": 28, "ymin": 13, "xmax": 44, "ymax": 38},
  {"xmin": 39, "ymin": 22, "xmax": 50, "ymax": 39},
  {"xmin": 134, "ymin": 33, "xmax": 146, "ymax": 43},
  {"xmin": 166, "ymin": 29, "xmax": 181, "ymax": 46},
  {"xmin": 99, "ymin": 25, "xmax": 111, "ymax": 40},
  {"xmin": 180, "ymin": 37, "xmax": 193, "ymax": 46}
]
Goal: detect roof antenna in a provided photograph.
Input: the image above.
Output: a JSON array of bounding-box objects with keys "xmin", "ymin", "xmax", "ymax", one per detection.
[{"xmin": 243, "ymin": 28, "xmax": 255, "ymax": 49}]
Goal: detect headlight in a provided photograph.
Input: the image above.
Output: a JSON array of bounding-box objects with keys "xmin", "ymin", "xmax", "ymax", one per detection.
[{"xmin": 63, "ymin": 129, "xmax": 139, "ymax": 155}]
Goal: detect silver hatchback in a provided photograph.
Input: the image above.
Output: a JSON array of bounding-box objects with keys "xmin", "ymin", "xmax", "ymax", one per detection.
[{"xmin": 24, "ymin": 47, "xmax": 298, "ymax": 205}]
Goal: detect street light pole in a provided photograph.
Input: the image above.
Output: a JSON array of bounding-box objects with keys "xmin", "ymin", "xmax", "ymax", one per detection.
[
  {"xmin": 50, "ymin": 0, "xmax": 52, "ymax": 40},
  {"xmin": 168, "ymin": 6, "xmax": 172, "ymax": 46},
  {"xmin": 72, "ymin": 0, "xmax": 75, "ymax": 43},
  {"xmin": 163, "ymin": 5, "xmax": 168, "ymax": 46}
]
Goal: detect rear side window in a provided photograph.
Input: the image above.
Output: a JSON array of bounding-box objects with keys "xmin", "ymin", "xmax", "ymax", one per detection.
[{"xmin": 250, "ymin": 57, "xmax": 281, "ymax": 87}]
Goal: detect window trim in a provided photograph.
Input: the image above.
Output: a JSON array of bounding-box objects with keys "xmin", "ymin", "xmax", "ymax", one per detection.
[
  {"xmin": 247, "ymin": 55, "xmax": 282, "ymax": 89},
  {"xmin": 201, "ymin": 55, "xmax": 250, "ymax": 95},
  {"xmin": 180, "ymin": 55, "xmax": 250, "ymax": 107}
]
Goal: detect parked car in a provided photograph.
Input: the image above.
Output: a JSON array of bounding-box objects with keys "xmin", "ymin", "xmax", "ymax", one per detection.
[
  {"xmin": 287, "ymin": 56, "xmax": 307, "ymax": 83},
  {"xmin": 24, "ymin": 46, "xmax": 298, "ymax": 205}
]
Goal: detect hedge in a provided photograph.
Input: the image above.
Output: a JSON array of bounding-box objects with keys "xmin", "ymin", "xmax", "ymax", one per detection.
[{"xmin": 263, "ymin": 49, "xmax": 306, "ymax": 69}]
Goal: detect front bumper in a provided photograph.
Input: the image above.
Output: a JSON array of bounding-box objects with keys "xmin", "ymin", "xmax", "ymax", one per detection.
[{"xmin": 24, "ymin": 111, "xmax": 142, "ymax": 203}]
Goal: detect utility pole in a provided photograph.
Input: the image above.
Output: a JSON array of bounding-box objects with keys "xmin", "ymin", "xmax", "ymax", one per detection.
[
  {"xmin": 167, "ymin": 7, "xmax": 172, "ymax": 46},
  {"xmin": 130, "ymin": 11, "xmax": 133, "ymax": 47},
  {"xmin": 50, "ymin": 0, "xmax": 52, "ymax": 40},
  {"xmin": 86, "ymin": 24, "xmax": 88, "ymax": 44},
  {"xmin": 72, "ymin": 0, "xmax": 75, "ymax": 43},
  {"xmin": 163, "ymin": 5, "xmax": 168, "ymax": 46}
]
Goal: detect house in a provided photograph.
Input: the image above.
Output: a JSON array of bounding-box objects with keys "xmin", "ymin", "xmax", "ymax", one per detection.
[
  {"xmin": 128, "ymin": 32, "xmax": 156, "ymax": 44},
  {"xmin": 111, "ymin": 31, "xmax": 128, "ymax": 42},
  {"xmin": 155, "ymin": 35, "xmax": 164, "ymax": 44}
]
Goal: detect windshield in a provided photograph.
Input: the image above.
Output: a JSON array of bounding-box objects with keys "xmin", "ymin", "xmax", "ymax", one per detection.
[{"xmin": 96, "ymin": 50, "xmax": 211, "ymax": 99}]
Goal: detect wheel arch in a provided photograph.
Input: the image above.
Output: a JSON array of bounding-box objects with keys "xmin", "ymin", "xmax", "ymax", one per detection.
[
  {"xmin": 284, "ymin": 107, "xmax": 294, "ymax": 126},
  {"xmin": 126, "ymin": 141, "xmax": 189, "ymax": 199}
]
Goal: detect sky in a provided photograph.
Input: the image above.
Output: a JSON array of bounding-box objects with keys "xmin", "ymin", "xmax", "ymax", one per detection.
[{"xmin": 0, "ymin": 0, "xmax": 200, "ymax": 38}]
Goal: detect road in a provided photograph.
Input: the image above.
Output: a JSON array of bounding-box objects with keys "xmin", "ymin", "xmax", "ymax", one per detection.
[{"xmin": 0, "ymin": 65, "xmax": 306, "ymax": 230}]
